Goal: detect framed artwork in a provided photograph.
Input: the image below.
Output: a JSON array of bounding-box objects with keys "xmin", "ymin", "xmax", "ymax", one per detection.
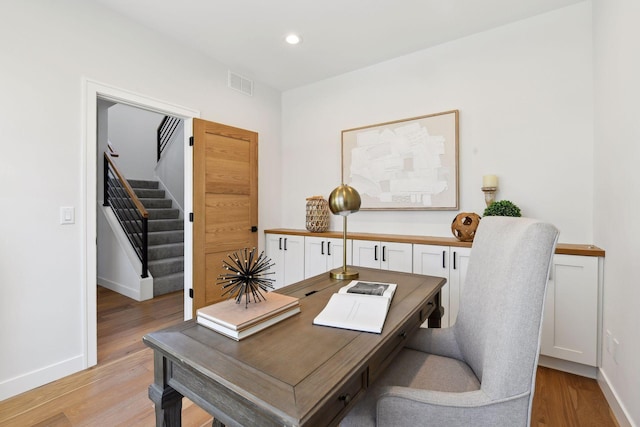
[{"xmin": 341, "ymin": 110, "xmax": 459, "ymax": 210}]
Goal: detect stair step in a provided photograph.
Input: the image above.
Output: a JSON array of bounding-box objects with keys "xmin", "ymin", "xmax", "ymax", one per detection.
[
  {"xmin": 119, "ymin": 220, "xmax": 144, "ymax": 235},
  {"xmin": 153, "ymin": 272, "xmax": 183, "ymax": 296},
  {"xmin": 148, "ymin": 243, "xmax": 184, "ymax": 260},
  {"xmin": 134, "ymin": 188, "xmax": 165, "ymax": 199},
  {"xmin": 140, "ymin": 197, "xmax": 173, "ymax": 209},
  {"xmin": 120, "ymin": 218, "xmax": 182, "ymax": 233},
  {"xmin": 148, "ymin": 256, "xmax": 184, "ymax": 277},
  {"xmin": 149, "ymin": 219, "xmax": 183, "ymax": 232},
  {"xmin": 116, "ymin": 177, "xmax": 185, "ymax": 298},
  {"xmin": 147, "ymin": 208, "xmax": 180, "ymax": 220},
  {"xmin": 128, "ymin": 179, "xmax": 159, "ymax": 189},
  {"xmin": 109, "ymin": 198, "xmax": 136, "ymax": 211},
  {"xmin": 147, "ymin": 230, "xmax": 184, "ymax": 245}
]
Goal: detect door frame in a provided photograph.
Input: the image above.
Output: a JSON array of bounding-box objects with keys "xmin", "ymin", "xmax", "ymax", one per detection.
[{"xmin": 83, "ymin": 78, "xmax": 199, "ymax": 367}]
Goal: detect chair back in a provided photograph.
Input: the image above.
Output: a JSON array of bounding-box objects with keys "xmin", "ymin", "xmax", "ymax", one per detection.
[{"xmin": 453, "ymin": 217, "xmax": 558, "ymax": 400}]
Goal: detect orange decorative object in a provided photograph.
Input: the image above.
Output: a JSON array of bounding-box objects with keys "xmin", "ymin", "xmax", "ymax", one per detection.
[{"xmin": 451, "ymin": 212, "xmax": 481, "ymax": 242}]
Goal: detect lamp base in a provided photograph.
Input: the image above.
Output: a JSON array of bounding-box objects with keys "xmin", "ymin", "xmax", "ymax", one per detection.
[{"xmin": 329, "ymin": 267, "xmax": 359, "ymax": 280}]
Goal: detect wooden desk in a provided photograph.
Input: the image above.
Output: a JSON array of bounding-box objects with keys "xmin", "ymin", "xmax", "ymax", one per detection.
[{"xmin": 143, "ymin": 267, "xmax": 445, "ymax": 427}]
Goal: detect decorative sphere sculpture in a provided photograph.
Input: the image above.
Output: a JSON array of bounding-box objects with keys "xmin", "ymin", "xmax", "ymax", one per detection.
[
  {"xmin": 217, "ymin": 248, "xmax": 275, "ymax": 307},
  {"xmin": 451, "ymin": 212, "xmax": 481, "ymax": 242}
]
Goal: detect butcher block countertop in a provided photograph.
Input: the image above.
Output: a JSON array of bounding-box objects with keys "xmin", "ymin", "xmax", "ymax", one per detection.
[{"xmin": 265, "ymin": 229, "xmax": 605, "ymax": 257}]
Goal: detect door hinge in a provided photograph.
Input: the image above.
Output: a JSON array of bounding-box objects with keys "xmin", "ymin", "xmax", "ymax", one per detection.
[
  {"xmin": 189, "ymin": 136, "xmax": 194, "ymax": 146},
  {"xmin": 189, "ymin": 288, "xmax": 194, "ymax": 299},
  {"xmin": 189, "ymin": 212, "xmax": 194, "ymax": 222}
]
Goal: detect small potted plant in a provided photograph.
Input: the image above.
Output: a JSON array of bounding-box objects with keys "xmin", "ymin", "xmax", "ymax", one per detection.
[{"xmin": 483, "ymin": 200, "xmax": 522, "ymax": 217}]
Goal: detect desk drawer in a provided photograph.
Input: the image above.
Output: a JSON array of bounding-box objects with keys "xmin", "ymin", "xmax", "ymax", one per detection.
[
  {"xmin": 368, "ymin": 309, "xmax": 423, "ymax": 384},
  {"xmin": 307, "ymin": 369, "xmax": 366, "ymax": 426},
  {"xmin": 420, "ymin": 298, "xmax": 438, "ymax": 323}
]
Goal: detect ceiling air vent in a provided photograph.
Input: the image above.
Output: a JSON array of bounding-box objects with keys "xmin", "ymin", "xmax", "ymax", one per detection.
[{"xmin": 228, "ymin": 70, "xmax": 253, "ymax": 96}]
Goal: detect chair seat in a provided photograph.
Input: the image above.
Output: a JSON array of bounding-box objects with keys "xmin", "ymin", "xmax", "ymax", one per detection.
[{"xmin": 341, "ymin": 348, "xmax": 480, "ymax": 426}]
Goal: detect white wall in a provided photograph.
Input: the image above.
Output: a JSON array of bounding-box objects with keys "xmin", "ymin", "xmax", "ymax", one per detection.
[
  {"xmin": 107, "ymin": 103, "xmax": 164, "ymax": 181},
  {"xmin": 593, "ymin": 0, "xmax": 640, "ymax": 425},
  {"xmin": 97, "ymin": 207, "xmax": 153, "ymax": 301},
  {"xmin": 0, "ymin": 0, "xmax": 281, "ymax": 400},
  {"xmin": 282, "ymin": 3, "xmax": 594, "ymax": 244}
]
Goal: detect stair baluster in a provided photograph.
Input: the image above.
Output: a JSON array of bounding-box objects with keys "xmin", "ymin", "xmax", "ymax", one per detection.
[{"xmin": 103, "ymin": 152, "xmax": 149, "ymax": 278}]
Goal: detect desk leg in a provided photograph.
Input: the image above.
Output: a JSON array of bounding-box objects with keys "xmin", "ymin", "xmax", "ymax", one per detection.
[
  {"xmin": 427, "ymin": 291, "xmax": 443, "ymax": 328},
  {"xmin": 149, "ymin": 352, "xmax": 183, "ymax": 427}
]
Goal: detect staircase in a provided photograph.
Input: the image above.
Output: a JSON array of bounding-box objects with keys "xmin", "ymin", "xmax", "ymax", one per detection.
[{"xmin": 127, "ymin": 179, "xmax": 184, "ymax": 296}]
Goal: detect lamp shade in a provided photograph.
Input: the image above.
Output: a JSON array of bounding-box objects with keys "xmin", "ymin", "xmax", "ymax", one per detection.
[{"xmin": 328, "ymin": 184, "xmax": 361, "ymax": 216}]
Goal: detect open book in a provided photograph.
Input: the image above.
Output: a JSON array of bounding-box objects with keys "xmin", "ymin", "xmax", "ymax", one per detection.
[{"xmin": 313, "ymin": 280, "xmax": 397, "ymax": 333}]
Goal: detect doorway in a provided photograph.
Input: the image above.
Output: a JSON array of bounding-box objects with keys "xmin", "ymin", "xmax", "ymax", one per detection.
[{"xmin": 84, "ymin": 79, "xmax": 199, "ymax": 368}]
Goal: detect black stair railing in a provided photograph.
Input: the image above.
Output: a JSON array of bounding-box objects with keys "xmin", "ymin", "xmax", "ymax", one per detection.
[
  {"xmin": 157, "ymin": 115, "xmax": 181, "ymax": 161},
  {"xmin": 103, "ymin": 152, "xmax": 149, "ymax": 278}
]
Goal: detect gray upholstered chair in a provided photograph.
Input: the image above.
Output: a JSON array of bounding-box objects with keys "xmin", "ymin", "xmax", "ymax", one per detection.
[{"xmin": 341, "ymin": 217, "xmax": 559, "ymax": 427}]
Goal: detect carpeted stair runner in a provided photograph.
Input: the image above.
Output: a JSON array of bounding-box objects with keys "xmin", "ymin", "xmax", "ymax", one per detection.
[{"xmin": 128, "ymin": 179, "xmax": 184, "ymax": 296}]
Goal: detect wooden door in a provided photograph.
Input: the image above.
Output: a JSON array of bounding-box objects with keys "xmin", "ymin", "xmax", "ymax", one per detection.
[{"xmin": 193, "ymin": 118, "xmax": 258, "ymax": 314}]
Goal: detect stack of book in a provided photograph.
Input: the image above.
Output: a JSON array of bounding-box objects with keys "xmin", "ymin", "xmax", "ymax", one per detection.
[{"xmin": 196, "ymin": 293, "xmax": 300, "ymax": 341}]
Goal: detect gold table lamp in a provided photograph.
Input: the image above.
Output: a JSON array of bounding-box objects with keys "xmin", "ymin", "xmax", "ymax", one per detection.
[{"xmin": 328, "ymin": 184, "xmax": 361, "ymax": 280}]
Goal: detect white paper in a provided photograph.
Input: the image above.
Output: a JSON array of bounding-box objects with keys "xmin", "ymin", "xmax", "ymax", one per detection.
[{"xmin": 313, "ymin": 281, "xmax": 396, "ymax": 333}]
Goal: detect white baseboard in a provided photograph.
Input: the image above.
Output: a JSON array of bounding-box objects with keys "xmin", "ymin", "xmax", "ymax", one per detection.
[
  {"xmin": 538, "ymin": 355, "xmax": 598, "ymax": 378},
  {"xmin": 0, "ymin": 354, "xmax": 84, "ymax": 401},
  {"xmin": 98, "ymin": 276, "xmax": 153, "ymax": 301},
  {"xmin": 598, "ymin": 369, "xmax": 635, "ymax": 427}
]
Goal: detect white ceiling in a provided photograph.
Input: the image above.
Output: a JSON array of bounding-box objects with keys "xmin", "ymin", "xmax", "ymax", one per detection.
[{"xmin": 88, "ymin": 0, "xmax": 585, "ymax": 91}]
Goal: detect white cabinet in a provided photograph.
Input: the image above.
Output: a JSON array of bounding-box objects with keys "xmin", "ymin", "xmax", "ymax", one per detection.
[
  {"xmin": 413, "ymin": 244, "xmax": 471, "ymax": 327},
  {"xmin": 304, "ymin": 236, "xmax": 352, "ymax": 279},
  {"xmin": 448, "ymin": 247, "xmax": 472, "ymax": 327},
  {"xmin": 265, "ymin": 234, "xmax": 305, "ymax": 289},
  {"xmin": 265, "ymin": 229, "xmax": 604, "ymax": 374},
  {"xmin": 352, "ymin": 240, "xmax": 412, "ymax": 273},
  {"xmin": 541, "ymin": 254, "xmax": 599, "ymax": 366}
]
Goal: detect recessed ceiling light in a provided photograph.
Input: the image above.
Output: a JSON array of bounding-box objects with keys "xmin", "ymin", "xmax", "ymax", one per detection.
[{"xmin": 285, "ymin": 33, "xmax": 302, "ymax": 45}]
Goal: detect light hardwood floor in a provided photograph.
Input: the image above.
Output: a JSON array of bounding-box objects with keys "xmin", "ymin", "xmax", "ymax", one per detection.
[{"xmin": 0, "ymin": 287, "xmax": 619, "ymax": 426}]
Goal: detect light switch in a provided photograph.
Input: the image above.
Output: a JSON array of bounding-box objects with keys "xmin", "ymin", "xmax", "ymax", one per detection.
[{"xmin": 60, "ymin": 207, "xmax": 75, "ymax": 225}]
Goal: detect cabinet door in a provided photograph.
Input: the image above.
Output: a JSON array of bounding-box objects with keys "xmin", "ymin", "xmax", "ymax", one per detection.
[
  {"xmin": 352, "ymin": 240, "xmax": 381, "ymax": 269},
  {"xmin": 282, "ymin": 235, "xmax": 305, "ymax": 288},
  {"xmin": 326, "ymin": 237, "xmax": 352, "ymax": 272},
  {"xmin": 304, "ymin": 237, "xmax": 352, "ymax": 278},
  {"xmin": 265, "ymin": 234, "xmax": 287, "ymax": 289},
  {"xmin": 541, "ymin": 255, "xmax": 598, "ymax": 366},
  {"xmin": 265, "ymin": 234, "xmax": 305, "ymax": 289},
  {"xmin": 448, "ymin": 247, "xmax": 472, "ymax": 326},
  {"xmin": 304, "ymin": 236, "xmax": 328, "ymax": 279},
  {"xmin": 380, "ymin": 242, "xmax": 413, "ymax": 273},
  {"xmin": 413, "ymin": 244, "xmax": 451, "ymax": 327}
]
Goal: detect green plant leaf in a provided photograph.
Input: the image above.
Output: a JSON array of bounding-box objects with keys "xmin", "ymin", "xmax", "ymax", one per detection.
[{"xmin": 483, "ymin": 200, "xmax": 522, "ymax": 217}]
